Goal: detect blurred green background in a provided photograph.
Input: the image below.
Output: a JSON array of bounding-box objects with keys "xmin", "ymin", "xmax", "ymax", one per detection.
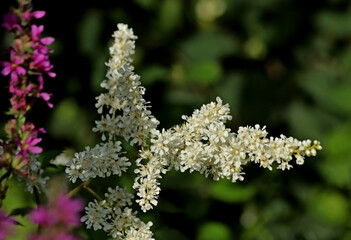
[{"xmin": 1, "ymin": 0, "xmax": 351, "ymax": 239}]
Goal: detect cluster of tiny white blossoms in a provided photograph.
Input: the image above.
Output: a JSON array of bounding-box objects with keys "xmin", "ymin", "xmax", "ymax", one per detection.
[
  {"xmin": 65, "ymin": 23, "xmax": 322, "ymax": 238},
  {"xmin": 93, "ymin": 23, "xmax": 159, "ymax": 146},
  {"xmin": 133, "ymin": 98, "xmax": 322, "ymax": 212},
  {"xmin": 81, "ymin": 186, "xmax": 154, "ymax": 239},
  {"xmin": 66, "ymin": 24, "xmax": 157, "ymax": 239},
  {"xmin": 65, "ymin": 141, "xmax": 130, "ymax": 183}
]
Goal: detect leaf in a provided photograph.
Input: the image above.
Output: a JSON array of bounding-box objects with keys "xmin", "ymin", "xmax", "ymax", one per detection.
[
  {"xmin": 214, "ymin": 73, "xmax": 244, "ymax": 115},
  {"xmin": 318, "ymin": 121, "xmax": 351, "ymax": 187},
  {"xmin": 209, "ymin": 179, "xmax": 256, "ymax": 203},
  {"xmin": 155, "ymin": 227, "xmax": 190, "ymax": 240},
  {"xmin": 77, "ymin": 9, "xmax": 104, "ymax": 56},
  {"xmin": 158, "ymin": 0, "xmax": 182, "ymax": 31},
  {"xmin": 285, "ymin": 101, "xmax": 324, "ymax": 139},
  {"xmin": 315, "ymin": 8, "xmax": 351, "ymax": 39},
  {"xmin": 308, "ymin": 189, "xmax": 349, "ymax": 225},
  {"xmin": 49, "ymin": 98, "xmax": 95, "ymax": 148},
  {"xmin": 133, "ymin": 0, "xmax": 157, "ymax": 10},
  {"xmin": 197, "ymin": 222, "xmax": 231, "ymax": 240},
  {"xmin": 187, "ymin": 61, "xmax": 222, "ymax": 86},
  {"xmin": 91, "ymin": 52, "xmax": 108, "ymax": 93},
  {"xmin": 10, "ymin": 207, "xmax": 32, "ymax": 217},
  {"xmin": 140, "ymin": 65, "xmax": 168, "ymax": 85},
  {"xmin": 166, "ymin": 89, "xmax": 205, "ymax": 106},
  {"xmin": 180, "ymin": 31, "xmax": 239, "ymax": 61}
]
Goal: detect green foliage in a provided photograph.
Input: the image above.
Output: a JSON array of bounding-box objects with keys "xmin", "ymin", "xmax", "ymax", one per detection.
[
  {"xmin": 197, "ymin": 222, "xmax": 232, "ymax": 240},
  {"xmin": 209, "ymin": 179, "xmax": 256, "ymax": 203},
  {"xmin": 180, "ymin": 31, "xmax": 239, "ymax": 61}
]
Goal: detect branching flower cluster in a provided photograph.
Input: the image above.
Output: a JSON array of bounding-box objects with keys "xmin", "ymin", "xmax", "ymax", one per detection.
[
  {"xmin": 66, "ymin": 23, "xmax": 322, "ymax": 240},
  {"xmin": 134, "ymin": 102, "xmax": 322, "ymax": 212},
  {"xmin": 66, "ymin": 24, "xmax": 156, "ymax": 239},
  {"xmin": 81, "ymin": 187, "xmax": 153, "ymax": 240}
]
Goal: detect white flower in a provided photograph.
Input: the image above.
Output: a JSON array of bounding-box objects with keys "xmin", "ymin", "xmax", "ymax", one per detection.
[
  {"xmin": 105, "ymin": 186, "xmax": 134, "ymax": 208},
  {"xmin": 66, "ymin": 141, "xmax": 130, "ymax": 183},
  {"xmin": 81, "ymin": 200, "xmax": 110, "ymax": 231}
]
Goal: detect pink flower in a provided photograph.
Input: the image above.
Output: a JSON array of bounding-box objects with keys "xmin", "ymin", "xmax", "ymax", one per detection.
[
  {"xmin": 26, "ymin": 136, "xmax": 43, "ymax": 154},
  {"xmin": 30, "ymin": 206, "xmax": 55, "ymax": 227},
  {"xmin": 32, "ymin": 11, "xmax": 46, "ymax": 19},
  {"xmin": 0, "ymin": 210, "xmax": 16, "ymax": 240},
  {"xmin": 31, "ymin": 50, "xmax": 56, "ymax": 78},
  {"xmin": 23, "ymin": 11, "xmax": 46, "ymax": 20},
  {"xmin": 31, "ymin": 25, "xmax": 44, "ymax": 42},
  {"xmin": 29, "ymin": 232, "xmax": 81, "ymax": 240},
  {"xmin": 14, "ymin": 124, "xmax": 45, "ymax": 161},
  {"xmin": 40, "ymin": 37, "xmax": 55, "ymax": 46},
  {"xmin": 54, "ymin": 194, "xmax": 84, "ymax": 227},
  {"xmin": 16, "ymin": 135, "xmax": 43, "ymax": 161},
  {"xmin": 0, "ymin": 51, "xmax": 26, "ymax": 82},
  {"xmin": 2, "ymin": 13, "xmax": 21, "ymax": 31},
  {"xmin": 29, "ymin": 194, "xmax": 83, "ymax": 240},
  {"xmin": 40, "ymin": 92, "xmax": 53, "ymax": 108}
]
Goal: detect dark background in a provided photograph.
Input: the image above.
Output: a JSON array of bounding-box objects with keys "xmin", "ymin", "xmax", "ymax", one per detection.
[{"xmin": 1, "ymin": 0, "xmax": 351, "ymax": 239}]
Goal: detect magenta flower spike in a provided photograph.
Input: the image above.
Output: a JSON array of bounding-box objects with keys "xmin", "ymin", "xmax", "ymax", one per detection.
[{"xmin": 1, "ymin": 0, "xmax": 55, "ymax": 177}]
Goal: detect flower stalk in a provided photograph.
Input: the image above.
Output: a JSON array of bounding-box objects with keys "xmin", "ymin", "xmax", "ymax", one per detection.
[{"xmin": 0, "ymin": 0, "xmax": 54, "ymax": 204}]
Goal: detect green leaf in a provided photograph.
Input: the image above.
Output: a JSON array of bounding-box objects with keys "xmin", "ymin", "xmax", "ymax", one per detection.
[
  {"xmin": 197, "ymin": 222, "xmax": 231, "ymax": 240},
  {"xmin": 285, "ymin": 101, "xmax": 324, "ymax": 139},
  {"xmin": 318, "ymin": 121, "xmax": 351, "ymax": 187},
  {"xmin": 49, "ymin": 98, "xmax": 95, "ymax": 148},
  {"xmin": 155, "ymin": 227, "xmax": 189, "ymax": 240},
  {"xmin": 133, "ymin": 0, "xmax": 157, "ymax": 10},
  {"xmin": 309, "ymin": 189, "xmax": 349, "ymax": 225},
  {"xmin": 158, "ymin": 0, "xmax": 182, "ymax": 31},
  {"xmin": 209, "ymin": 179, "xmax": 256, "ymax": 203},
  {"xmin": 91, "ymin": 52, "xmax": 108, "ymax": 93},
  {"xmin": 187, "ymin": 61, "xmax": 222, "ymax": 86},
  {"xmin": 180, "ymin": 31, "xmax": 239, "ymax": 61},
  {"xmin": 315, "ymin": 9, "xmax": 351, "ymax": 39},
  {"xmin": 214, "ymin": 73, "xmax": 244, "ymax": 115},
  {"xmin": 10, "ymin": 207, "xmax": 32, "ymax": 217},
  {"xmin": 167, "ymin": 89, "xmax": 205, "ymax": 106},
  {"xmin": 140, "ymin": 65, "xmax": 168, "ymax": 85},
  {"xmin": 77, "ymin": 9, "xmax": 104, "ymax": 56}
]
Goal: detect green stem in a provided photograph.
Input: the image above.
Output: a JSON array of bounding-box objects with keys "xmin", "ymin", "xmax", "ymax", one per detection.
[
  {"xmin": 67, "ymin": 179, "xmax": 92, "ymax": 197},
  {"xmin": 0, "ymin": 168, "xmax": 12, "ymax": 184},
  {"xmin": 33, "ymin": 186, "xmax": 41, "ymax": 206},
  {"xmin": 84, "ymin": 185, "xmax": 103, "ymax": 202}
]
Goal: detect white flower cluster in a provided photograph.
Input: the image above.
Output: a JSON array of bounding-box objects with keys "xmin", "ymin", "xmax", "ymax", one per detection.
[
  {"xmin": 81, "ymin": 186, "xmax": 154, "ymax": 240},
  {"xmin": 66, "ymin": 24, "xmax": 156, "ymax": 239},
  {"xmin": 65, "ymin": 141, "xmax": 130, "ymax": 183},
  {"xmin": 66, "ymin": 23, "xmax": 322, "ymax": 238},
  {"xmin": 133, "ymin": 97, "xmax": 322, "ymax": 212},
  {"xmin": 93, "ymin": 23, "xmax": 159, "ymax": 146}
]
